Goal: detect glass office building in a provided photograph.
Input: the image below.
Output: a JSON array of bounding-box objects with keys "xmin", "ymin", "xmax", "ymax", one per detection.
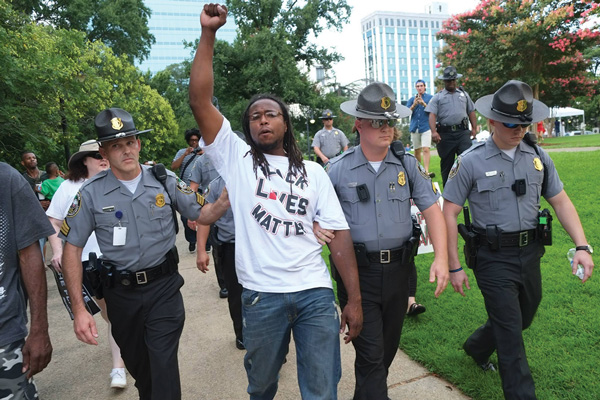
[
  {"xmin": 136, "ymin": 0, "xmax": 237, "ymax": 74},
  {"xmin": 361, "ymin": 2, "xmax": 450, "ymax": 103}
]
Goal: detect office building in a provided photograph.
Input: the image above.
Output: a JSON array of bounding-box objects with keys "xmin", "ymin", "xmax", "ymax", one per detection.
[
  {"xmin": 136, "ymin": 0, "xmax": 237, "ymax": 74},
  {"xmin": 361, "ymin": 2, "xmax": 450, "ymax": 102}
]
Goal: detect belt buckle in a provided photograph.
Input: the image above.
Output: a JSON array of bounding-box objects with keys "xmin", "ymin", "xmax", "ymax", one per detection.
[
  {"xmin": 136, "ymin": 271, "xmax": 148, "ymax": 285},
  {"xmin": 380, "ymin": 250, "xmax": 391, "ymax": 264},
  {"xmin": 519, "ymin": 231, "xmax": 529, "ymax": 247}
]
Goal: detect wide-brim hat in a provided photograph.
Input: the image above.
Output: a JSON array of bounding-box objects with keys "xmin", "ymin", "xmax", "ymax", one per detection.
[
  {"xmin": 68, "ymin": 139, "xmax": 100, "ymax": 170},
  {"xmin": 340, "ymin": 82, "xmax": 411, "ymax": 120},
  {"xmin": 95, "ymin": 108, "xmax": 152, "ymax": 143},
  {"xmin": 475, "ymin": 80, "xmax": 549, "ymax": 125},
  {"xmin": 437, "ymin": 66, "xmax": 463, "ymax": 80},
  {"xmin": 320, "ymin": 109, "xmax": 336, "ymax": 119}
]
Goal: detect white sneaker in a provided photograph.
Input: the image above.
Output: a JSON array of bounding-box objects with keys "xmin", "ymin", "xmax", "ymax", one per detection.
[{"xmin": 110, "ymin": 368, "xmax": 127, "ymax": 389}]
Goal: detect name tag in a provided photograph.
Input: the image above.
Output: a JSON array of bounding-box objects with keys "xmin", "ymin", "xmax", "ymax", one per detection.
[
  {"xmin": 113, "ymin": 227, "xmax": 127, "ymax": 246},
  {"xmin": 485, "ymin": 171, "xmax": 497, "ymax": 177}
]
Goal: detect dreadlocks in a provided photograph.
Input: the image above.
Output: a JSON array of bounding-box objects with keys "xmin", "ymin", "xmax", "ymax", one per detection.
[{"xmin": 242, "ymin": 94, "xmax": 307, "ymax": 182}]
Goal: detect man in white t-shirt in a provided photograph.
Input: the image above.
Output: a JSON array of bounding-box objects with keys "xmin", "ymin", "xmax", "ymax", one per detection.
[{"xmin": 189, "ymin": 4, "xmax": 362, "ymax": 399}]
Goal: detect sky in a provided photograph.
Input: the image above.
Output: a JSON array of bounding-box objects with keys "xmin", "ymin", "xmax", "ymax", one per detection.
[{"xmin": 316, "ymin": 0, "xmax": 481, "ymax": 85}]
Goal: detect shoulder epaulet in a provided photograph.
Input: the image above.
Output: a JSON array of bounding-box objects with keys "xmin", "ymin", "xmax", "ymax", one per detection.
[
  {"xmin": 329, "ymin": 146, "xmax": 356, "ymax": 166},
  {"xmin": 461, "ymin": 141, "xmax": 484, "ymax": 158}
]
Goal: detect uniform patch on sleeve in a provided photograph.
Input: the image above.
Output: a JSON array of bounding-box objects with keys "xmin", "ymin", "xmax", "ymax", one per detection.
[
  {"xmin": 67, "ymin": 192, "xmax": 82, "ymax": 217},
  {"xmin": 417, "ymin": 160, "xmax": 430, "ymax": 179},
  {"xmin": 196, "ymin": 192, "xmax": 206, "ymax": 207},
  {"xmin": 176, "ymin": 178, "xmax": 193, "ymax": 194},
  {"xmin": 60, "ymin": 219, "xmax": 70, "ymax": 236},
  {"xmin": 448, "ymin": 156, "xmax": 461, "ymax": 180}
]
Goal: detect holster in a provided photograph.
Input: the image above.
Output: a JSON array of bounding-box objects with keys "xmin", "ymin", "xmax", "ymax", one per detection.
[
  {"xmin": 458, "ymin": 223, "xmax": 478, "ymax": 269},
  {"xmin": 537, "ymin": 208, "xmax": 553, "ymax": 246},
  {"xmin": 353, "ymin": 243, "xmax": 370, "ymax": 267},
  {"xmin": 85, "ymin": 252, "xmax": 103, "ymax": 299}
]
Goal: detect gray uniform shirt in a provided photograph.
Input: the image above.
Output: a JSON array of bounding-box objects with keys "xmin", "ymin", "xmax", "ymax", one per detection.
[
  {"xmin": 328, "ymin": 147, "xmax": 439, "ymax": 252},
  {"xmin": 425, "ymin": 88, "xmax": 475, "ymax": 126},
  {"xmin": 443, "ymin": 139, "xmax": 563, "ymax": 232},
  {"xmin": 206, "ymin": 176, "xmax": 235, "ymax": 243},
  {"xmin": 60, "ymin": 166, "xmax": 203, "ymax": 272},
  {"xmin": 190, "ymin": 154, "xmax": 219, "ymax": 193},
  {"xmin": 312, "ymin": 128, "xmax": 349, "ymax": 158}
]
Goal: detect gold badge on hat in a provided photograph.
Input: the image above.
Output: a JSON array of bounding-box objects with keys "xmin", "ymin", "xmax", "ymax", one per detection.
[
  {"xmin": 156, "ymin": 193, "xmax": 165, "ymax": 207},
  {"xmin": 533, "ymin": 157, "xmax": 543, "ymax": 171},
  {"xmin": 381, "ymin": 97, "xmax": 391, "ymax": 110},
  {"xmin": 398, "ymin": 171, "xmax": 406, "ymax": 186},
  {"xmin": 516, "ymin": 100, "xmax": 528, "ymax": 112},
  {"xmin": 111, "ymin": 117, "xmax": 123, "ymax": 130}
]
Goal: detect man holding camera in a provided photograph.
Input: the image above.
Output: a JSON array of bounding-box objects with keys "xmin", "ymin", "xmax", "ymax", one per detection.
[{"xmin": 407, "ymin": 79, "xmax": 434, "ymax": 178}]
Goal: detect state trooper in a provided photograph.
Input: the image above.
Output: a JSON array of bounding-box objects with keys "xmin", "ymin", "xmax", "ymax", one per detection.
[
  {"xmin": 426, "ymin": 66, "xmax": 478, "ymax": 185},
  {"xmin": 60, "ymin": 108, "xmax": 223, "ymax": 399},
  {"xmin": 443, "ymin": 80, "xmax": 594, "ymax": 399},
  {"xmin": 329, "ymin": 82, "xmax": 449, "ymax": 400},
  {"xmin": 312, "ymin": 109, "xmax": 349, "ymax": 166}
]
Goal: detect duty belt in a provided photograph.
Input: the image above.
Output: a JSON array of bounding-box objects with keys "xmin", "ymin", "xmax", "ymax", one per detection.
[
  {"xmin": 366, "ymin": 247, "xmax": 405, "ymax": 264},
  {"xmin": 116, "ymin": 258, "xmax": 175, "ymax": 287},
  {"xmin": 478, "ymin": 229, "xmax": 537, "ymax": 248},
  {"xmin": 438, "ymin": 122, "xmax": 468, "ymax": 133}
]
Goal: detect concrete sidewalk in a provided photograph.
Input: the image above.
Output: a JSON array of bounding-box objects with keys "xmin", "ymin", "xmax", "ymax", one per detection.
[{"xmin": 35, "ymin": 231, "xmax": 469, "ymax": 400}]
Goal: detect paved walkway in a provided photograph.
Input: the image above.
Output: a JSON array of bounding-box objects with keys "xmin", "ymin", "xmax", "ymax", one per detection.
[{"xmin": 35, "ymin": 231, "xmax": 469, "ymax": 399}]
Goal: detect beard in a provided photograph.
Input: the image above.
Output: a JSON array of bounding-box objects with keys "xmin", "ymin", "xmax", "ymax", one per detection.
[{"xmin": 255, "ymin": 137, "xmax": 283, "ymax": 154}]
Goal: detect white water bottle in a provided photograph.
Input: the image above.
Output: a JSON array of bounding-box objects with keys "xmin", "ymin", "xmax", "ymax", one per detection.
[{"xmin": 567, "ymin": 248, "xmax": 585, "ymax": 280}]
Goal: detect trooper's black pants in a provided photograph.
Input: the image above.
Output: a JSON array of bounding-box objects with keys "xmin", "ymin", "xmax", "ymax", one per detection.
[
  {"xmin": 437, "ymin": 129, "xmax": 472, "ymax": 186},
  {"xmin": 104, "ymin": 272, "xmax": 185, "ymax": 400},
  {"xmin": 465, "ymin": 242, "xmax": 544, "ymax": 400}
]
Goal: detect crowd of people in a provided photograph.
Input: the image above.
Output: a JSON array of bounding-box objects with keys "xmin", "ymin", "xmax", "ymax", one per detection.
[{"xmin": 1, "ymin": 4, "xmax": 596, "ymax": 400}]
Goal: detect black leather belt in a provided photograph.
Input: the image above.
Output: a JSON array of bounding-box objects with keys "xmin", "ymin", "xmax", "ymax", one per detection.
[
  {"xmin": 438, "ymin": 123, "xmax": 468, "ymax": 133},
  {"xmin": 479, "ymin": 229, "xmax": 537, "ymax": 248},
  {"xmin": 116, "ymin": 258, "xmax": 174, "ymax": 287},
  {"xmin": 366, "ymin": 247, "xmax": 405, "ymax": 264}
]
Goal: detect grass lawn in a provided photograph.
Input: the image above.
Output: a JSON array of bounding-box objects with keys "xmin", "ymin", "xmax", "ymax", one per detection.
[
  {"xmin": 529, "ymin": 133, "xmax": 600, "ymax": 149},
  {"xmin": 323, "ymin": 147, "xmax": 599, "ymax": 400}
]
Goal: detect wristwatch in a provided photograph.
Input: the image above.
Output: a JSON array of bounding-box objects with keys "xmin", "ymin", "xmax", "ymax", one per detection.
[{"xmin": 575, "ymin": 245, "xmax": 593, "ymax": 255}]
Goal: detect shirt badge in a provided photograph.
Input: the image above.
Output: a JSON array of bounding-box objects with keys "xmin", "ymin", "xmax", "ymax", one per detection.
[
  {"xmin": 533, "ymin": 157, "xmax": 543, "ymax": 171},
  {"xmin": 156, "ymin": 193, "xmax": 165, "ymax": 208},
  {"xmin": 398, "ymin": 171, "xmax": 406, "ymax": 186}
]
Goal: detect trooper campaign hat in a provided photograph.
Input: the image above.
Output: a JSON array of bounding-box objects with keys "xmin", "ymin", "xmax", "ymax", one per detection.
[
  {"xmin": 437, "ymin": 66, "xmax": 463, "ymax": 80},
  {"xmin": 340, "ymin": 82, "xmax": 411, "ymax": 120},
  {"xmin": 95, "ymin": 108, "xmax": 153, "ymax": 143},
  {"xmin": 68, "ymin": 140, "xmax": 100, "ymax": 170},
  {"xmin": 475, "ymin": 80, "xmax": 549, "ymax": 125},
  {"xmin": 320, "ymin": 109, "xmax": 336, "ymax": 119}
]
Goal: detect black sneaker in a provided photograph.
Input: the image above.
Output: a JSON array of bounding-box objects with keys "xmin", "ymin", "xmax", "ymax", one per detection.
[
  {"xmin": 463, "ymin": 342, "xmax": 497, "ymax": 372},
  {"xmin": 236, "ymin": 338, "xmax": 245, "ymax": 350},
  {"xmin": 219, "ymin": 288, "xmax": 229, "ymax": 298},
  {"xmin": 188, "ymin": 242, "xmax": 196, "ymax": 253}
]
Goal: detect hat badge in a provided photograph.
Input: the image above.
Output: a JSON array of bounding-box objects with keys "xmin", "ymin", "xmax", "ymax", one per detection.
[
  {"xmin": 326, "ymin": 112, "xmax": 331, "ymax": 117},
  {"xmin": 516, "ymin": 100, "xmax": 528, "ymax": 113},
  {"xmin": 111, "ymin": 117, "xmax": 124, "ymax": 130},
  {"xmin": 381, "ymin": 97, "xmax": 392, "ymax": 110}
]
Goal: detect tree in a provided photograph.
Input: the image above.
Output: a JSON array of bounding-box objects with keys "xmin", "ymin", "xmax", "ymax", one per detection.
[
  {"xmin": 11, "ymin": 0, "xmax": 155, "ymax": 61},
  {"xmin": 0, "ymin": 2, "xmax": 177, "ymax": 168},
  {"xmin": 436, "ymin": 0, "xmax": 600, "ymax": 106}
]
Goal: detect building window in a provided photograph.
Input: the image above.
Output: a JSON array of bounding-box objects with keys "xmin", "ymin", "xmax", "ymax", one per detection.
[
  {"xmin": 412, "ymin": 58, "xmax": 417, "ymax": 65},
  {"xmin": 403, "ymin": 19, "xmax": 406, "ymax": 27},
  {"xmin": 385, "ymin": 18, "xmax": 389, "ymax": 25},
  {"xmin": 399, "ymin": 45, "xmax": 405, "ymax": 52},
  {"xmin": 425, "ymin": 21, "xmax": 428, "ymax": 28},
  {"xmin": 423, "ymin": 57, "xmax": 428, "ymax": 64},
  {"xmin": 408, "ymin": 20, "xmax": 412, "ymax": 27},
  {"xmin": 424, "ymin": 70, "xmax": 429, "ymax": 77},
  {"xmin": 420, "ymin": 20, "xmax": 423, "ymax": 28},
  {"xmin": 401, "ymin": 70, "xmax": 406, "ymax": 77}
]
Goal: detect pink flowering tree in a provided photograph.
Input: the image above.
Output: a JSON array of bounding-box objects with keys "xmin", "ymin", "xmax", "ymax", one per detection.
[{"xmin": 436, "ymin": 0, "xmax": 600, "ymax": 107}]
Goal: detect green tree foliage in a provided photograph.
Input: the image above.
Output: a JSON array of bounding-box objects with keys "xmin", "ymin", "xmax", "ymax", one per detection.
[
  {"xmin": 436, "ymin": 0, "xmax": 600, "ymax": 106},
  {"xmin": 0, "ymin": 2, "xmax": 178, "ymax": 168},
  {"xmin": 11, "ymin": 0, "xmax": 155, "ymax": 61},
  {"xmin": 204, "ymin": 0, "xmax": 350, "ymax": 135}
]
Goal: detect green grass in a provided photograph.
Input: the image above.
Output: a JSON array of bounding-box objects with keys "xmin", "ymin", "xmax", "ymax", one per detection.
[
  {"xmin": 324, "ymin": 148, "xmax": 600, "ymax": 400},
  {"xmin": 537, "ymin": 133, "xmax": 600, "ymax": 149}
]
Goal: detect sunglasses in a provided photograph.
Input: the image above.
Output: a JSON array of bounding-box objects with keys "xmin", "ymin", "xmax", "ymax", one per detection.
[
  {"xmin": 502, "ymin": 122, "xmax": 530, "ymax": 129},
  {"xmin": 322, "ymin": 118, "xmax": 333, "ymax": 121},
  {"xmin": 88, "ymin": 152, "xmax": 104, "ymax": 160},
  {"xmin": 362, "ymin": 119, "xmax": 398, "ymax": 129}
]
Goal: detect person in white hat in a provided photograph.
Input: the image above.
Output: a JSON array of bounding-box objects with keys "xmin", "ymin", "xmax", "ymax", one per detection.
[{"xmin": 45, "ymin": 140, "xmax": 128, "ymax": 389}]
